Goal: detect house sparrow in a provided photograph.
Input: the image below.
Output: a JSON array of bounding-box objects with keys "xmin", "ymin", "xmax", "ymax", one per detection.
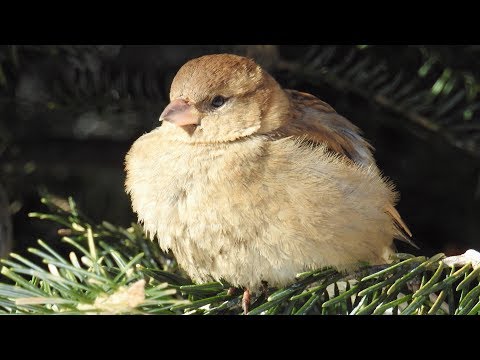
[{"xmin": 125, "ymin": 53, "xmax": 415, "ymax": 313}]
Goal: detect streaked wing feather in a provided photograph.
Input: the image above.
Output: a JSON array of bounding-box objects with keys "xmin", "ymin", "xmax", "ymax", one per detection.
[
  {"xmin": 275, "ymin": 90, "xmax": 376, "ymax": 166},
  {"xmin": 271, "ymin": 89, "xmax": 415, "ymax": 247}
]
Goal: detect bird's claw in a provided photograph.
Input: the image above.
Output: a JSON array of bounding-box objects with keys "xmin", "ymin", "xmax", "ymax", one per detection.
[{"xmin": 242, "ymin": 289, "xmax": 251, "ymax": 315}]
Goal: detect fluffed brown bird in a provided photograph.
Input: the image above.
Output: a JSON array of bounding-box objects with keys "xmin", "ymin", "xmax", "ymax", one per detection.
[{"xmin": 125, "ymin": 54, "xmax": 414, "ymax": 313}]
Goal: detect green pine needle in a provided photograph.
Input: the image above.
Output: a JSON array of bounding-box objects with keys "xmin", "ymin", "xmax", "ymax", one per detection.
[{"xmin": 0, "ymin": 195, "xmax": 479, "ymax": 315}]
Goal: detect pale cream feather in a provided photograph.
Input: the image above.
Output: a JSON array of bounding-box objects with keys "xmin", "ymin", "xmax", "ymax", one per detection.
[
  {"xmin": 125, "ymin": 124, "xmax": 397, "ymax": 290},
  {"xmin": 125, "ymin": 53, "xmax": 411, "ymax": 292}
]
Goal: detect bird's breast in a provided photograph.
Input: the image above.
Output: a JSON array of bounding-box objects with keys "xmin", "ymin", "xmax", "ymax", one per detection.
[
  {"xmin": 125, "ymin": 132, "xmax": 397, "ymax": 289},
  {"xmin": 125, "ymin": 133, "xmax": 270, "ymax": 250}
]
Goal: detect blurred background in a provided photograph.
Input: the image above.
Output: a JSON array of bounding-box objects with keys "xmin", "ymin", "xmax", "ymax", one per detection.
[{"xmin": 0, "ymin": 45, "xmax": 479, "ymax": 259}]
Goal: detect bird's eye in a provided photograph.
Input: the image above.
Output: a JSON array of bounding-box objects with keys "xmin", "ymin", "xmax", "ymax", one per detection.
[{"xmin": 211, "ymin": 96, "xmax": 226, "ymax": 108}]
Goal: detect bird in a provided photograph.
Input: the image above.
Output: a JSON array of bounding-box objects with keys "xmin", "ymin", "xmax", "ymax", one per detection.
[{"xmin": 125, "ymin": 53, "xmax": 415, "ymax": 314}]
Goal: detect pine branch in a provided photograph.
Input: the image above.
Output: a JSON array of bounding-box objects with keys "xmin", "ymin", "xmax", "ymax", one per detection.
[
  {"xmin": 0, "ymin": 196, "xmax": 479, "ymax": 315},
  {"xmin": 4, "ymin": 45, "xmax": 480, "ymax": 157},
  {"xmin": 276, "ymin": 45, "xmax": 480, "ymax": 158}
]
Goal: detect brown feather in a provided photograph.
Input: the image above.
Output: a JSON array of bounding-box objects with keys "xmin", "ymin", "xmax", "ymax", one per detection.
[
  {"xmin": 269, "ymin": 89, "xmax": 415, "ymax": 247},
  {"xmin": 385, "ymin": 204, "xmax": 418, "ymax": 248},
  {"xmin": 271, "ymin": 90, "xmax": 376, "ymax": 166}
]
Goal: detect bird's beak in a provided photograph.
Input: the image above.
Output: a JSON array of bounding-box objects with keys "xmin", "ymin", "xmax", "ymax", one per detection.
[{"xmin": 160, "ymin": 99, "xmax": 200, "ymax": 127}]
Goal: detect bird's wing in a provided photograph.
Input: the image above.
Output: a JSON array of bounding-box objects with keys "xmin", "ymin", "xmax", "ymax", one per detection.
[
  {"xmin": 272, "ymin": 89, "xmax": 415, "ymax": 247},
  {"xmin": 274, "ymin": 89, "xmax": 376, "ymax": 167}
]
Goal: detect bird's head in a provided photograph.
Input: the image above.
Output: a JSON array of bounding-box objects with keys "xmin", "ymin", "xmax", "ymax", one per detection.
[{"xmin": 159, "ymin": 54, "xmax": 291, "ymax": 143}]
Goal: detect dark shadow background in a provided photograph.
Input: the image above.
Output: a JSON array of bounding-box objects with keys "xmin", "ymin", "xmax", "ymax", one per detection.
[{"xmin": 1, "ymin": 45, "xmax": 479, "ymax": 259}]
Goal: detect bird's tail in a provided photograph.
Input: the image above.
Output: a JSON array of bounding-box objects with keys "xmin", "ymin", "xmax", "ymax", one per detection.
[{"xmin": 385, "ymin": 204, "xmax": 419, "ymax": 249}]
